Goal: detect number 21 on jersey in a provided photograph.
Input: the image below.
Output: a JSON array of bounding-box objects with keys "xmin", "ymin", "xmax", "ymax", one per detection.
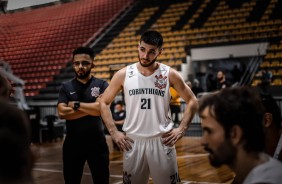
[{"xmin": 141, "ymin": 98, "xmax": 151, "ymax": 109}]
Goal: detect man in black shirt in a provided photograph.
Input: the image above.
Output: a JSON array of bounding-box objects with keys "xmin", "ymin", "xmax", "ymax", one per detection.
[
  {"xmin": 57, "ymin": 47, "xmax": 109, "ymax": 184},
  {"xmin": 216, "ymin": 70, "xmax": 231, "ymax": 90}
]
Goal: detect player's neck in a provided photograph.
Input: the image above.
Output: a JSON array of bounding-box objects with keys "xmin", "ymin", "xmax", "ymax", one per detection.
[{"xmin": 137, "ymin": 62, "xmax": 159, "ymax": 76}]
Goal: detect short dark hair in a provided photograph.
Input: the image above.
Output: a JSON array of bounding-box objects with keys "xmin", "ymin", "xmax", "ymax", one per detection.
[
  {"xmin": 199, "ymin": 87, "xmax": 265, "ymax": 152},
  {"xmin": 260, "ymin": 92, "xmax": 281, "ymax": 128},
  {"xmin": 72, "ymin": 47, "xmax": 95, "ymax": 59},
  {"xmin": 140, "ymin": 30, "xmax": 163, "ymax": 48}
]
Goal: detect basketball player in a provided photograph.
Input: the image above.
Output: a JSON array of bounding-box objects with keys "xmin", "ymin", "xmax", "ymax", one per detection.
[
  {"xmin": 99, "ymin": 30, "xmax": 198, "ymax": 184},
  {"xmin": 199, "ymin": 87, "xmax": 282, "ymax": 184}
]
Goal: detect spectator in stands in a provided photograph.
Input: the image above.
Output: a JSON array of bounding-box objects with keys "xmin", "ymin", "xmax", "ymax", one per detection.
[
  {"xmin": 261, "ymin": 68, "xmax": 273, "ymax": 86},
  {"xmin": 0, "ymin": 100, "xmax": 35, "ymax": 184},
  {"xmin": 216, "ymin": 70, "xmax": 231, "ymax": 90},
  {"xmin": 99, "ymin": 30, "xmax": 198, "ymax": 184},
  {"xmin": 199, "ymin": 87, "xmax": 282, "ymax": 184},
  {"xmin": 191, "ymin": 79, "xmax": 204, "ymax": 97},
  {"xmin": 57, "ymin": 47, "xmax": 109, "ymax": 184},
  {"xmin": 260, "ymin": 92, "xmax": 282, "ymax": 161},
  {"xmin": 170, "ymin": 87, "xmax": 181, "ymax": 126}
]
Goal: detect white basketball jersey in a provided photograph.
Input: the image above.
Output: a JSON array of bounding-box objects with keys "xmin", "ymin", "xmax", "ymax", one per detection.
[{"xmin": 123, "ymin": 63, "xmax": 173, "ymax": 137}]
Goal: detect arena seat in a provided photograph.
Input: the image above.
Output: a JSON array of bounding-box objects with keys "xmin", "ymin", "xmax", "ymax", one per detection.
[
  {"xmin": 1, "ymin": 0, "xmax": 282, "ymax": 100},
  {"xmin": 0, "ymin": 0, "xmax": 133, "ymax": 97}
]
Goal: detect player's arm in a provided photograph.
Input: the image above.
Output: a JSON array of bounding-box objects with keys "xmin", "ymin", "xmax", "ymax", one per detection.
[
  {"xmin": 171, "ymin": 68, "xmax": 198, "ymax": 131},
  {"xmin": 100, "ymin": 70, "xmax": 123, "ymax": 134},
  {"xmin": 100, "ymin": 68, "xmax": 133, "ymax": 151},
  {"xmin": 57, "ymin": 102, "xmax": 88, "ymax": 120},
  {"xmin": 162, "ymin": 68, "xmax": 198, "ymax": 146}
]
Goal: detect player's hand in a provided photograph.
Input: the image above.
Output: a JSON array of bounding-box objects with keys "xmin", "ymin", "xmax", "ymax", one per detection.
[
  {"xmin": 111, "ymin": 131, "xmax": 134, "ymax": 151},
  {"xmin": 161, "ymin": 127, "xmax": 186, "ymax": 146}
]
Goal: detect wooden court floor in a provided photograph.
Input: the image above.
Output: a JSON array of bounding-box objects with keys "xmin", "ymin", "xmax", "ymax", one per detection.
[{"xmin": 32, "ymin": 136, "xmax": 235, "ymax": 184}]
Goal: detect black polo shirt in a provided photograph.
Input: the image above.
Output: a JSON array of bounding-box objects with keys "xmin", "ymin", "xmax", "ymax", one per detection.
[{"xmin": 58, "ymin": 76, "xmax": 108, "ymax": 142}]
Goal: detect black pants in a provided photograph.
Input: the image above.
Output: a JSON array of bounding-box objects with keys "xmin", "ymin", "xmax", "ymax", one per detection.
[
  {"xmin": 170, "ymin": 105, "xmax": 181, "ymax": 123},
  {"xmin": 63, "ymin": 137, "xmax": 109, "ymax": 184}
]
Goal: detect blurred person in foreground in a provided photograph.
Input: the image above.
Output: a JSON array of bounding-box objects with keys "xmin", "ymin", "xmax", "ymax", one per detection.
[
  {"xmin": 0, "ymin": 87, "xmax": 34, "ymax": 183},
  {"xmin": 199, "ymin": 87, "xmax": 282, "ymax": 184},
  {"xmin": 99, "ymin": 30, "xmax": 198, "ymax": 184},
  {"xmin": 57, "ymin": 47, "xmax": 109, "ymax": 184},
  {"xmin": 260, "ymin": 92, "xmax": 282, "ymax": 161}
]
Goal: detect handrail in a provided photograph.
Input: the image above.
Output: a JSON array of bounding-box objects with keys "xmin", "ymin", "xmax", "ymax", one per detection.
[
  {"xmin": 239, "ymin": 40, "xmax": 266, "ymax": 86},
  {"xmin": 240, "ymin": 55, "xmax": 262, "ymax": 86}
]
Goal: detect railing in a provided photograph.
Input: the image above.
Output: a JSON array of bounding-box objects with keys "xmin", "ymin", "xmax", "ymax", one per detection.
[
  {"xmin": 239, "ymin": 55, "xmax": 262, "ymax": 86},
  {"xmin": 26, "ymin": 95, "xmax": 282, "ymax": 140}
]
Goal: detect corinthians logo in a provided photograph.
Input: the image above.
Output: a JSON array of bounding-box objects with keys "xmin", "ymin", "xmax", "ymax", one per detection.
[
  {"xmin": 91, "ymin": 87, "xmax": 100, "ymax": 97},
  {"xmin": 155, "ymin": 74, "xmax": 167, "ymax": 89}
]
